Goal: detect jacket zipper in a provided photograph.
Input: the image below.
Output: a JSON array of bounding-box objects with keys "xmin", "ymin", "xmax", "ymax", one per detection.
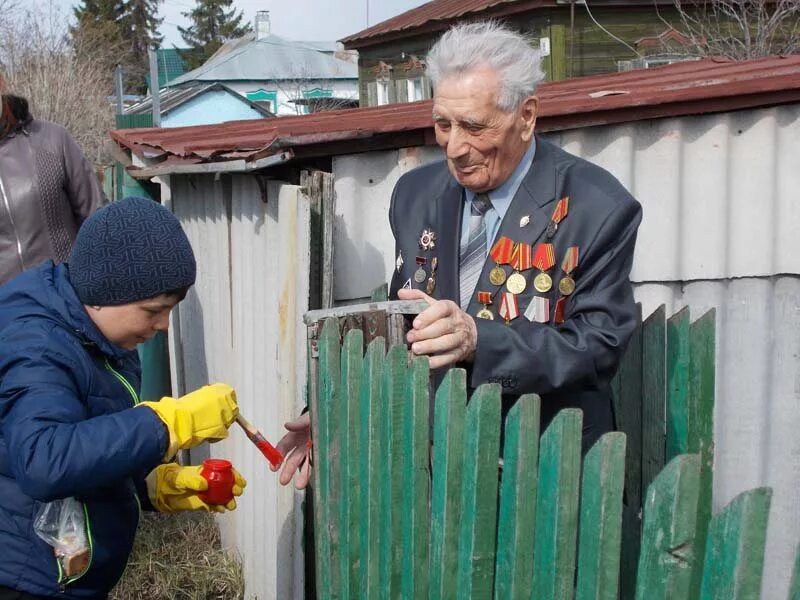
[
  {"xmin": 104, "ymin": 358, "xmax": 140, "ymax": 406},
  {"xmin": 0, "ymin": 172, "xmax": 25, "ymax": 272},
  {"xmin": 57, "ymin": 503, "xmax": 95, "ymax": 590},
  {"xmin": 103, "ymin": 358, "xmax": 143, "ymax": 590}
]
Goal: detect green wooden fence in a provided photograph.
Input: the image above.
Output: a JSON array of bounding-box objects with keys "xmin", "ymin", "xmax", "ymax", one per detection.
[{"xmin": 306, "ymin": 306, "xmax": 792, "ymax": 599}]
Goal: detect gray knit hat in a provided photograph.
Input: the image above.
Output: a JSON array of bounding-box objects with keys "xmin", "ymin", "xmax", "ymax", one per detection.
[{"xmin": 69, "ymin": 196, "xmax": 196, "ymax": 306}]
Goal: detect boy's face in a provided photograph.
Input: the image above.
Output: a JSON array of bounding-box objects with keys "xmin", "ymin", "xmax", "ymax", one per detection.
[{"xmin": 86, "ymin": 294, "xmax": 181, "ymax": 350}]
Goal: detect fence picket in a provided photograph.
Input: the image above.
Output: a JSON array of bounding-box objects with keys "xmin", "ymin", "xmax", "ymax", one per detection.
[
  {"xmin": 494, "ymin": 395, "xmax": 541, "ymax": 600},
  {"xmin": 689, "ymin": 310, "xmax": 716, "ymax": 598},
  {"xmin": 666, "ymin": 307, "xmax": 690, "ymax": 460},
  {"xmin": 314, "ymin": 318, "xmax": 341, "ymax": 599},
  {"xmin": 635, "ymin": 454, "xmax": 700, "ymax": 600},
  {"xmin": 532, "ymin": 408, "xmax": 583, "ymax": 600},
  {"xmin": 380, "ymin": 345, "xmax": 408, "ymax": 599},
  {"xmin": 456, "ymin": 384, "xmax": 502, "ymax": 599},
  {"xmin": 358, "ymin": 337, "xmax": 386, "ymax": 597},
  {"xmin": 612, "ymin": 305, "xmax": 643, "ymax": 599},
  {"xmin": 340, "ymin": 330, "xmax": 363, "ymax": 598},
  {"xmin": 430, "ymin": 369, "xmax": 468, "ymax": 600},
  {"xmin": 401, "ymin": 356, "xmax": 431, "ymax": 599},
  {"xmin": 699, "ymin": 488, "xmax": 772, "ymax": 600},
  {"xmin": 789, "ymin": 542, "xmax": 800, "ymax": 600},
  {"xmin": 576, "ymin": 432, "xmax": 627, "ymax": 600},
  {"xmin": 642, "ymin": 305, "xmax": 666, "ymax": 494}
]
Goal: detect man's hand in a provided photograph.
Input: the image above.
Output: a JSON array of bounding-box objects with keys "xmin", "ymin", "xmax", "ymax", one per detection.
[
  {"xmin": 273, "ymin": 412, "xmax": 312, "ymax": 490},
  {"xmin": 398, "ymin": 288, "xmax": 478, "ymax": 369}
]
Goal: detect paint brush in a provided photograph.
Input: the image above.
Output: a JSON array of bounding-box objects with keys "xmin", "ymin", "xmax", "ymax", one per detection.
[{"xmin": 235, "ymin": 414, "xmax": 284, "ymax": 469}]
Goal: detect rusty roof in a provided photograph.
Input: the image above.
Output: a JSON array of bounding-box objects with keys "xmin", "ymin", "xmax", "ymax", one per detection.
[
  {"xmin": 339, "ymin": 0, "xmax": 670, "ymax": 48},
  {"xmin": 111, "ymin": 56, "xmax": 800, "ymax": 173}
]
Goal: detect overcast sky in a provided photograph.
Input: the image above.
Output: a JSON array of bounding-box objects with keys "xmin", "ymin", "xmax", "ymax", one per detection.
[{"xmin": 40, "ymin": 0, "xmax": 430, "ymax": 47}]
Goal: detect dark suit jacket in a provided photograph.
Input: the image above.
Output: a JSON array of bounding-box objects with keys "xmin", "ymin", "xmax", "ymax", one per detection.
[{"xmin": 388, "ymin": 136, "xmax": 642, "ymax": 451}]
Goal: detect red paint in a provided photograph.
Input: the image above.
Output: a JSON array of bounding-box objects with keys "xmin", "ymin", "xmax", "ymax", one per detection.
[
  {"xmin": 255, "ymin": 438, "xmax": 284, "ymax": 469},
  {"xmin": 199, "ymin": 459, "xmax": 235, "ymax": 506}
]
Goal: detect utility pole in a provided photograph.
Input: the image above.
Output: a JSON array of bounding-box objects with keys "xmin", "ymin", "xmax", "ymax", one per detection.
[
  {"xmin": 114, "ymin": 64, "xmax": 124, "ymax": 115},
  {"xmin": 148, "ymin": 48, "xmax": 161, "ymax": 127}
]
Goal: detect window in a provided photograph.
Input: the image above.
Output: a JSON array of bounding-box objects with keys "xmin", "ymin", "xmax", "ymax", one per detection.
[
  {"xmin": 376, "ymin": 80, "xmax": 390, "ymax": 106},
  {"xmin": 246, "ymin": 89, "xmax": 278, "ymax": 113},
  {"xmin": 407, "ymin": 77, "xmax": 425, "ymax": 102}
]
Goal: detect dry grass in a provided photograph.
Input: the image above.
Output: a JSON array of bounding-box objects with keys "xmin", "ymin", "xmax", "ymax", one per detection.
[{"xmin": 110, "ymin": 512, "xmax": 244, "ymax": 600}]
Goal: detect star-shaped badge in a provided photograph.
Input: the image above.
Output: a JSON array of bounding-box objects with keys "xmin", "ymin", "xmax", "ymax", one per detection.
[{"xmin": 418, "ymin": 229, "xmax": 436, "ymax": 251}]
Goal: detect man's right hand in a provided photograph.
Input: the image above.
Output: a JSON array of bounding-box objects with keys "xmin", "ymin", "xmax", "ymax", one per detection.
[
  {"xmin": 140, "ymin": 383, "xmax": 239, "ymax": 459},
  {"xmin": 274, "ymin": 412, "xmax": 312, "ymax": 489}
]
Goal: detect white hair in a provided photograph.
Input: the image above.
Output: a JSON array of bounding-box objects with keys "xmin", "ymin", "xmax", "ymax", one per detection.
[{"xmin": 426, "ymin": 21, "xmax": 545, "ymax": 112}]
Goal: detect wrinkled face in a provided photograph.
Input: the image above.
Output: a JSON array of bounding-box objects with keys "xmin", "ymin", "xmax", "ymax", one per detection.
[
  {"xmin": 433, "ymin": 66, "xmax": 538, "ymax": 193},
  {"xmin": 86, "ymin": 294, "xmax": 180, "ymax": 350}
]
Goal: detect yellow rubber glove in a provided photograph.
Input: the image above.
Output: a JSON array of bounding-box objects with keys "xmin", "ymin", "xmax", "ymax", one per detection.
[
  {"xmin": 139, "ymin": 383, "xmax": 239, "ymax": 460},
  {"xmin": 146, "ymin": 463, "xmax": 247, "ymax": 513}
]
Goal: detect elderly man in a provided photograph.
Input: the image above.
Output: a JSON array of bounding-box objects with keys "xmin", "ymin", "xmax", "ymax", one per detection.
[{"xmin": 277, "ymin": 21, "xmax": 641, "ymax": 487}]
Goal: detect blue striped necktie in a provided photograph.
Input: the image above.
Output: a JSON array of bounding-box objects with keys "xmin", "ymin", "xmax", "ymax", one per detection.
[{"xmin": 459, "ymin": 193, "xmax": 493, "ymax": 309}]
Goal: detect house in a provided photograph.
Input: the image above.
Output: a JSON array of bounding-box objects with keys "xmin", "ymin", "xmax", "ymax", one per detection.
[
  {"xmin": 165, "ymin": 11, "xmax": 359, "ymax": 115},
  {"xmin": 124, "ymin": 83, "xmax": 272, "ymax": 128},
  {"xmin": 109, "ymin": 56, "xmax": 800, "ymax": 600},
  {"xmin": 339, "ymin": 0, "xmax": 696, "ymax": 107}
]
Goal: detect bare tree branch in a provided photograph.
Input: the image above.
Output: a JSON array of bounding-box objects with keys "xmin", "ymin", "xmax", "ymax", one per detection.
[
  {"xmin": 669, "ymin": 0, "xmax": 800, "ymax": 59},
  {"xmin": 0, "ymin": 3, "xmax": 117, "ymax": 164}
]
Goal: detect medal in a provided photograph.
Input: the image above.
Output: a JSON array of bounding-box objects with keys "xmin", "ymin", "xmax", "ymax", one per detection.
[
  {"xmin": 488, "ymin": 236, "xmax": 514, "ymax": 287},
  {"xmin": 553, "ymin": 297, "xmax": 567, "ymax": 324},
  {"xmin": 506, "ymin": 242, "xmax": 532, "ymax": 294},
  {"xmin": 414, "ymin": 256, "xmax": 427, "ymax": 284},
  {"xmin": 532, "ymin": 243, "xmax": 556, "ymax": 293},
  {"xmin": 558, "ymin": 246, "xmax": 579, "ymax": 296},
  {"xmin": 546, "ymin": 196, "xmax": 569, "ymax": 239},
  {"xmin": 533, "ymin": 272, "xmax": 553, "ymax": 293},
  {"xmin": 419, "ymin": 229, "xmax": 437, "ymax": 251},
  {"xmin": 524, "ymin": 296, "xmax": 551, "ymax": 323},
  {"xmin": 426, "ymin": 257, "xmax": 438, "ymax": 295},
  {"xmin": 498, "ymin": 292, "xmax": 520, "ymax": 324},
  {"xmin": 476, "ymin": 291, "xmax": 494, "ymax": 320},
  {"xmin": 395, "ymin": 250, "xmax": 404, "ymax": 273},
  {"xmin": 519, "ymin": 215, "xmax": 530, "ymax": 228}
]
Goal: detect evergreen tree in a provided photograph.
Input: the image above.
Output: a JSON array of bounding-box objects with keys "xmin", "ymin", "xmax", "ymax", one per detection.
[
  {"xmin": 71, "ymin": 0, "xmax": 163, "ymax": 94},
  {"xmin": 178, "ymin": 0, "xmax": 252, "ymax": 70}
]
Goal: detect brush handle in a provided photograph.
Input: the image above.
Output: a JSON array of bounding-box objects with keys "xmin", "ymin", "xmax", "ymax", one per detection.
[{"xmin": 235, "ymin": 413, "xmax": 284, "ymax": 468}]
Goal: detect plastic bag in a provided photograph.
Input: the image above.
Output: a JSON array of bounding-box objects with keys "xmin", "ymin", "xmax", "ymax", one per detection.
[{"xmin": 33, "ymin": 498, "xmax": 90, "ymax": 578}]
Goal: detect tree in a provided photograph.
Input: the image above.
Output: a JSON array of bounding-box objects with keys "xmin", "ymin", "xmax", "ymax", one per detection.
[
  {"xmin": 71, "ymin": 0, "xmax": 162, "ymax": 94},
  {"xmin": 0, "ymin": 3, "xmax": 116, "ymax": 163},
  {"xmin": 664, "ymin": 0, "xmax": 800, "ymax": 59},
  {"xmin": 179, "ymin": 0, "xmax": 252, "ymax": 70}
]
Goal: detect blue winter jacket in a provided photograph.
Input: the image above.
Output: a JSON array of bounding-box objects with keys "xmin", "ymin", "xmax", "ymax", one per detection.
[{"xmin": 0, "ymin": 262, "xmax": 168, "ymax": 599}]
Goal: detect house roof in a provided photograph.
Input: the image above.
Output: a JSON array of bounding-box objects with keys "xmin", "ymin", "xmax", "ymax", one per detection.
[
  {"xmin": 125, "ymin": 83, "xmax": 273, "ymax": 117},
  {"xmin": 167, "ymin": 33, "xmax": 357, "ymax": 86},
  {"xmin": 340, "ymin": 0, "xmax": 671, "ymax": 48},
  {"xmin": 111, "ymin": 55, "xmax": 800, "ymax": 172}
]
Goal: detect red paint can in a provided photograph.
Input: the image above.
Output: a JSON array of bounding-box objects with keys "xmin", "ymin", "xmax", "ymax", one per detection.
[{"xmin": 199, "ymin": 459, "xmax": 235, "ymax": 506}]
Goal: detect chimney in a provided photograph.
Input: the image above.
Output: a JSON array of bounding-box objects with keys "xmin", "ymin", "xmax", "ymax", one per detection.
[{"xmin": 255, "ymin": 11, "xmax": 271, "ymax": 40}]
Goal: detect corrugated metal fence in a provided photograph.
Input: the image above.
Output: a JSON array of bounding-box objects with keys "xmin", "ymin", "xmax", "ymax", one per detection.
[{"xmin": 164, "ymin": 175, "xmax": 310, "ymax": 599}]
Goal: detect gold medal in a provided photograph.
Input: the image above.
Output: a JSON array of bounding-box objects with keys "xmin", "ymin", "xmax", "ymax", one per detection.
[
  {"xmin": 558, "ymin": 276, "xmax": 575, "ymax": 296},
  {"xmin": 506, "ymin": 272, "xmax": 527, "ymax": 294},
  {"xmin": 533, "ymin": 272, "xmax": 552, "ymax": 293},
  {"xmin": 476, "ymin": 307, "xmax": 494, "ymax": 320},
  {"xmin": 476, "ymin": 291, "xmax": 493, "ymax": 319},
  {"xmin": 489, "ymin": 266, "xmax": 507, "ymax": 286}
]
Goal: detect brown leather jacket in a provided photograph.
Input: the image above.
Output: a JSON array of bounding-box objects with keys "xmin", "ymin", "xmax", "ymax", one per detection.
[{"xmin": 0, "ymin": 119, "xmax": 107, "ymax": 284}]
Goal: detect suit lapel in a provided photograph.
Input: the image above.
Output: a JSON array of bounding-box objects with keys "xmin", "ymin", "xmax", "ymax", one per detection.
[
  {"xmin": 433, "ymin": 177, "xmax": 464, "ymax": 302},
  {"xmin": 466, "ymin": 137, "xmax": 560, "ymax": 314}
]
